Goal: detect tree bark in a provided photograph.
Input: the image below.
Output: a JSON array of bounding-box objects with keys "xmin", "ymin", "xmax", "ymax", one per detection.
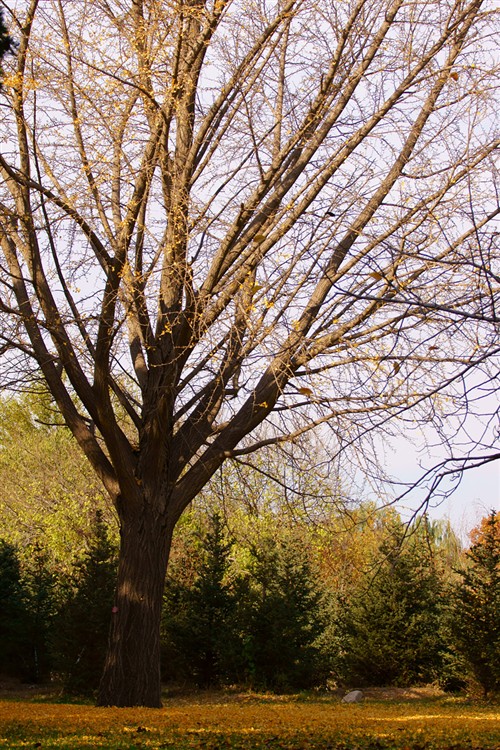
[{"xmin": 97, "ymin": 500, "xmax": 173, "ymax": 707}]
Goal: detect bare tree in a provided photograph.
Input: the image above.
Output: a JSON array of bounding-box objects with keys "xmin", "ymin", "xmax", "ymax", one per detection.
[{"xmin": 0, "ymin": 0, "xmax": 498, "ymax": 706}]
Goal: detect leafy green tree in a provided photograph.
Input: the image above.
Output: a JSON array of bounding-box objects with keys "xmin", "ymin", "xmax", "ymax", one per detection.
[
  {"xmin": 0, "ymin": 392, "xmax": 114, "ymax": 570},
  {"xmin": 334, "ymin": 519, "xmax": 445, "ymax": 687},
  {"xmin": 0, "ymin": 540, "xmax": 27, "ymax": 678},
  {"xmin": 449, "ymin": 511, "xmax": 500, "ymax": 697},
  {"xmin": 55, "ymin": 511, "xmax": 117, "ymax": 695},
  {"xmin": 162, "ymin": 514, "xmax": 242, "ymax": 687}
]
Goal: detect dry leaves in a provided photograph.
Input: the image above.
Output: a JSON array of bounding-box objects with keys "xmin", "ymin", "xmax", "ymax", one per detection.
[{"xmin": 0, "ymin": 695, "xmax": 498, "ymax": 749}]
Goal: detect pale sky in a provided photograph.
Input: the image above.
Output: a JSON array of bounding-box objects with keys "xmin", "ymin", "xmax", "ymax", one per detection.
[{"xmin": 380, "ymin": 434, "xmax": 499, "ymax": 542}]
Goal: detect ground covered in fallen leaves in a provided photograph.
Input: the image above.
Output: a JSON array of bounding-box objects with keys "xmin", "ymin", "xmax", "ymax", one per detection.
[{"xmin": 0, "ymin": 688, "xmax": 498, "ymax": 749}]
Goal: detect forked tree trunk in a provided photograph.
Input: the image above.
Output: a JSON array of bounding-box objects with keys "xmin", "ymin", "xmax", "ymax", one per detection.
[{"xmin": 97, "ymin": 502, "xmax": 174, "ymax": 707}]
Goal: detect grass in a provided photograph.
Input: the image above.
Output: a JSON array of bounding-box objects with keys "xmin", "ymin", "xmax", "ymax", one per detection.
[{"xmin": 0, "ymin": 690, "xmax": 498, "ymax": 749}]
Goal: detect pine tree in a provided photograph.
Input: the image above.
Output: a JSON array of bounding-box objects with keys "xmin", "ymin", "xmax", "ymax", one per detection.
[
  {"xmin": 0, "ymin": 540, "xmax": 27, "ymax": 678},
  {"xmin": 334, "ymin": 519, "xmax": 445, "ymax": 687},
  {"xmin": 244, "ymin": 535, "xmax": 326, "ymax": 691},
  {"xmin": 450, "ymin": 511, "xmax": 500, "ymax": 697},
  {"xmin": 162, "ymin": 514, "xmax": 241, "ymax": 687},
  {"xmin": 55, "ymin": 511, "xmax": 117, "ymax": 695},
  {"xmin": 21, "ymin": 543, "xmax": 59, "ymax": 683}
]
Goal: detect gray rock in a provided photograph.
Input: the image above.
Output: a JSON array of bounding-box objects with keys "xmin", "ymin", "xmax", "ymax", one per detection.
[{"xmin": 341, "ymin": 690, "xmax": 363, "ymax": 703}]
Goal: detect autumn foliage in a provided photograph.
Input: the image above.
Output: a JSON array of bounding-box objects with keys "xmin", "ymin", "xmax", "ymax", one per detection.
[{"xmin": 0, "ymin": 692, "xmax": 499, "ymax": 749}]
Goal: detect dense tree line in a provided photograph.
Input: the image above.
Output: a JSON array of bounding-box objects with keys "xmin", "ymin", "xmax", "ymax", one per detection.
[
  {"xmin": 1, "ymin": 502, "xmax": 498, "ymax": 697},
  {"xmin": 0, "ymin": 392, "xmax": 115, "ymax": 567},
  {"xmin": 0, "ymin": 395, "xmax": 498, "ymax": 697},
  {"xmin": 0, "ymin": 512, "xmax": 116, "ymax": 692}
]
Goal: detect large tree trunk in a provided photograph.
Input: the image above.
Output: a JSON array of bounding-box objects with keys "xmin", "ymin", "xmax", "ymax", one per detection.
[{"xmin": 97, "ymin": 502, "xmax": 174, "ymax": 707}]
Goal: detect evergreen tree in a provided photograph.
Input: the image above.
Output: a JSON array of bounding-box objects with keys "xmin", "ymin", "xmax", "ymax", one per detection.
[
  {"xmin": 0, "ymin": 9, "xmax": 14, "ymax": 80},
  {"xmin": 55, "ymin": 511, "xmax": 117, "ymax": 695},
  {"xmin": 21, "ymin": 543, "xmax": 59, "ymax": 683},
  {"xmin": 162, "ymin": 514, "xmax": 241, "ymax": 687},
  {"xmin": 0, "ymin": 540, "xmax": 27, "ymax": 677},
  {"xmin": 0, "ymin": 10, "xmax": 12, "ymax": 56},
  {"xmin": 334, "ymin": 519, "xmax": 445, "ymax": 687},
  {"xmin": 244, "ymin": 535, "xmax": 326, "ymax": 691},
  {"xmin": 449, "ymin": 511, "xmax": 500, "ymax": 697}
]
